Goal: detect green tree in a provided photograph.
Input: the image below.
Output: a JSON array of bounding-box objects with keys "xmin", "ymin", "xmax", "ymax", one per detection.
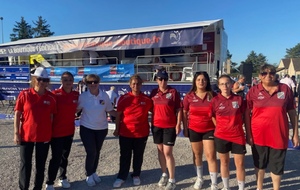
[
  {"xmin": 285, "ymin": 43, "xmax": 300, "ymax": 58},
  {"xmin": 244, "ymin": 51, "xmax": 268, "ymax": 73},
  {"xmin": 10, "ymin": 17, "xmax": 33, "ymax": 41},
  {"xmin": 32, "ymin": 16, "xmax": 54, "ymax": 38}
]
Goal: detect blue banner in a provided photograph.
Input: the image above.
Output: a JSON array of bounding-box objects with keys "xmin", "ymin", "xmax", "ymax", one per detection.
[
  {"xmin": 0, "ymin": 66, "xmax": 30, "ymax": 81},
  {"xmin": 84, "ymin": 64, "xmax": 134, "ymax": 82},
  {"xmin": 46, "ymin": 64, "xmax": 135, "ymax": 82}
]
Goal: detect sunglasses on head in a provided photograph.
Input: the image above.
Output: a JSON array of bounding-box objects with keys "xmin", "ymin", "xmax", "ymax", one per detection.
[
  {"xmin": 37, "ymin": 78, "xmax": 50, "ymax": 82},
  {"xmin": 260, "ymin": 71, "xmax": 276, "ymax": 76},
  {"xmin": 157, "ymin": 77, "xmax": 168, "ymax": 81},
  {"xmin": 86, "ymin": 80, "xmax": 99, "ymax": 84}
]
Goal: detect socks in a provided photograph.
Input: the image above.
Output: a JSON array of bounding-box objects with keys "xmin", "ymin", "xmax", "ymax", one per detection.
[
  {"xmin": 195, "ymin": 165, "xmax": 203, "ymax": 179},
  {"xmin": 169, "ymin": 178, "xmax": 176, "ymax": 183},
  {"xmin": 238, "ymin": 180, "xmax": 245, "ymax": 190},
  {"xmin": 210, "ymin": 172, "xmax": 218, "ymax": 185},
  {"xmin": 222, "ymin": 177, "xmax": 229, "ymax": 188}
]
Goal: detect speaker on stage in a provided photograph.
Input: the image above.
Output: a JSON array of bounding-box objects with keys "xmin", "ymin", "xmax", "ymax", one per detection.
[{"xmin": 240, "ymin": 63, "xmax": 253, "ymax": 85}]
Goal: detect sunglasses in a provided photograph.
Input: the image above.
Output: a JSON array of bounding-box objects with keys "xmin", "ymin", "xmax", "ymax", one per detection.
[
  {"xmin": 86, "ymin": 80, "xmax": 99, "ymax": 84},
  {"xmin": 37, "ymin": 78, "xmax": 50, "ymax": 82},
  {"xmin": 157, "ymin": 77, "xmax": 168, "ymax": 81},
  {"xmin": 260, "ymin": 71, "xmax": 276, "ymax": 76},
  {"xmin": 62, "ymin": 79, "xmax": 74, "ymax": 82}
]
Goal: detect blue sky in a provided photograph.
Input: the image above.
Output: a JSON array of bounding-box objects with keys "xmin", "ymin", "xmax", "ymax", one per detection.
[{"xmin": 0, "ymin": 0, "xmax": 299, "ymax": 65}]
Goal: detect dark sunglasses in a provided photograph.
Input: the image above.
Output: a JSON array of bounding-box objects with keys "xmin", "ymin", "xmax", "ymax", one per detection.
[
  {"xmin": 37, "ymin": 78, "xmax": 50, "ymax": 82},
  {"xmin": 86, "ymin": 80, "xmax": 99, "ymax": 84},
  {"xmin": 62, "ymin": 79, "xmax": 74, "ymax": 82},
  {"xmin": 260, "ymin": 71, "xmax": 276, "ymax": 76},
  {"xmin": 157, "ymin": 77, "xmax": 168, "ymax": 81}
]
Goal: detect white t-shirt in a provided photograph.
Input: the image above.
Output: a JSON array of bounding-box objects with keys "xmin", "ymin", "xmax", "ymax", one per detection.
[
  {"xmin": 106, "ymin": 89, "xmax": 118, "ymax": 104},
  {"xmin": 280, "ymin": 77, "xmax": 296, "ymax": 89},
  {"xmin": 77, "ymin": 90, "xmax": 113, "ymax": 130}
]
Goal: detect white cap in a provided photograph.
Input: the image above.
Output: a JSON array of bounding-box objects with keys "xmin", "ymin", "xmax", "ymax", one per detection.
[{"xmin": 31, "ymin": 67, "xmax": 49, "ymax": 78}]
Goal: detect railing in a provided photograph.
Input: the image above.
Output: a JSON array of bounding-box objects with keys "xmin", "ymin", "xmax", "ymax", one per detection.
[{"xmin": 135, "ymin": 52, "xmax": 216, "ymax": 81}]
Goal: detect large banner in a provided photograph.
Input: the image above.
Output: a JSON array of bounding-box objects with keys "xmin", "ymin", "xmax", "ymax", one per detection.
[
  {"xmin": 46, "ymin": 64, "xmax": 135, "ymax": 82},
  {"xmin": 0, "ymin": 27, "xmax": 203, "ymax": 57},
  {"xmin": 0, "ymin": 66, "xmax": 30, "ymax": 81}
]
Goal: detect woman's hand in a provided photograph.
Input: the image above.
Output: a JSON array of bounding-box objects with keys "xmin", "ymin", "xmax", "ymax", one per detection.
[{"xmin": 14, "ymin": 133, "xmax": 20, "ymax": 145}]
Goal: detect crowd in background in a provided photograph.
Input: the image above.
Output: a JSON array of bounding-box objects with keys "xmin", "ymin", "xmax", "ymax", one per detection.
[{"xmin": 13, "ymin": 64, "xmax": 299, "ymax": 190}]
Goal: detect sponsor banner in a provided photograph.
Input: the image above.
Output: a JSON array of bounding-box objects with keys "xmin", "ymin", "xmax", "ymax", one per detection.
[
  {"xmin": 46, "ymin": 64, "xmax": 134, "ymax": 82},
  {"xmin": 0, "ymin": 66, "xmax": 30, "ymax": 81},
  {"xmin": 0, "ymin": 82, "xmax": 29, "ymax": 100},
  {"xmin": 0, "ymin": 28, "xmax": 203, "ymax": 57}
]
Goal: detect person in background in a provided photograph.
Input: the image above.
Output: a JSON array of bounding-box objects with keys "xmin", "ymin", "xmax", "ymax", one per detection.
[
  {"xmin": 291, "ymin": 75, "xmax": 298, "ymax": 104},
  {"xmin": 232, "ymin": 74, "xmax": 246, "ymax": 99},
  {"xmin": 245, "ymin": 64, "xmax": 299, "ymax": 190},
  {"xmin": 106, "ymin": 86, "xmax": 118, "ymax": 122},
  {"xmin": 14, "ymin": 67, "xmax": 56, "ymax": 190},
  {"xmin": 182, "ymin": 71, "xmax": 218, "ymax": 190},
  {"xmin": 280, "ymin": 74, "xmax": 295, "ymax": 92},
  {"xmin": 112, "ymin": 74, "xmax": 153, "ymax": 188},
  {"xmin": 274, "ymin": 74, "xmax": 280, "ymax": 83},
  {"xmin": 150, "ymin": 70, "xmax": 182, "ymax": 190},
  {"xmin": 211, "ymin": 74, "xmax": 246, "ymax": 190},
  {"xmin": 77, "ymin": 75, "xmax": 87, "ymax": 94},
  {"xmin": 45, "ymin": 72, "xmax": 79, "ymax": 190},
  {"xmin": 77, "ymin": 74, "xmax": 116, "ymax": 187}
]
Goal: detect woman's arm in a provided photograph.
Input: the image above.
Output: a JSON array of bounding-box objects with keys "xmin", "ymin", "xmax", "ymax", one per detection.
[{"xmin": 13, "ymin": 111, "xmax": 22, "ymax": 145}]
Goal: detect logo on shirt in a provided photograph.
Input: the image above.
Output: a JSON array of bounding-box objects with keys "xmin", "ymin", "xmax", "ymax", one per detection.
[
  {"xmin": 99, "ymin": 100, "xmax": 105, "ymax": 105},
  {"xmin": 232, "ymin": 101, "xmax": 239, "ymax": 109},
  {"xmin": 219, "ymin": 103, "xmax": 225, "ymax": 110},
  {"xmin": 140, "ymin": 101, "xmax": 146, "ymax": 105},
  {"xmin": 257, "ymin": 92, "xmax": 264, "ymax": 100},
  {"xmin": 44, "ymin": 101, "xmax": 50, "ymax": 105},
  {"xmin": 166, "ymin": 93, "xmax": 172, "ymax": 99},
  {"xmin": 277, "ymin": 92, "xmax": 285, "ymax": 99}
]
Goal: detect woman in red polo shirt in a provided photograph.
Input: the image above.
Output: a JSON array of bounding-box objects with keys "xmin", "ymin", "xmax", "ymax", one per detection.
[
  {"xmin": 182, "ymin": 71, "xmax": 218, "ymax": 190},
  {"xmin": 211, "ymin": 74, "xmax": 246, "ymax": 190},
  {"xmin": 112, "ymin": 74, "xmax": 153, "ymax": 188},
  {"xmin": 45, "ymin": 72, "xmax": 79, "ymax": 190},
  {"xmin": 14, "ymin": 67, "xmax": 56, "ymax": 190},
  {"xmin": 150, "ymin": 69, "xmax": 182, "ymax": 190}
]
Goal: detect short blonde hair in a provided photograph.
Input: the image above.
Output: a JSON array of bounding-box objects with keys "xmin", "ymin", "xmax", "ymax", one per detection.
[{"xmin": 86, "ymin": 74, "xmax": 100, "ymax": 82}]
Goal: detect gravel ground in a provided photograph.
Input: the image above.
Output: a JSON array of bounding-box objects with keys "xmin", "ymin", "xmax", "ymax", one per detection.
[{"xmin": 0, "ymin": 108, "xmax": 300, "ymax": 189}]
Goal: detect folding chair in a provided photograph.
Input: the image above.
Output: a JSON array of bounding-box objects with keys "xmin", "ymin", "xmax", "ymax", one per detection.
[{"xmin": 5, "ymin": 96, "xmax": 16, "ymax": 114}]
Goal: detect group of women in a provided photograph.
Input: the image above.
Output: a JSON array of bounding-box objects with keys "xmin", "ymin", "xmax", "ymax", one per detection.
[{"xmin": 13, "ymin": 64, "xmax": 299, "ymax": 190}]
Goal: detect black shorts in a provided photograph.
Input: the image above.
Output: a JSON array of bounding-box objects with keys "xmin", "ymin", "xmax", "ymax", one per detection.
[
  {"xmin": 251, "ymin": 144, "xmax": 287, "ymax": 175},
  {"xmin": 151, "ymin": 126, "xmax": 177, "ymax": 146},
  {"xmin": 188, "ymin": 129, "xmax": 214, "ymax": 142},
  {"xmin": 215, "ymin": 137, "xmax": 246, "ymax": 154}
]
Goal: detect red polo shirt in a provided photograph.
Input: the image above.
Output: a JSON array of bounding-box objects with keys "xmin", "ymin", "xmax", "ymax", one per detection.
[
  {"xmin": 117, "ymin": 92, "xmax": 153, "ymax": 138},
  {"xmin": 183, "ymin": 92, "xmax": 216, "ymax": 133},
  {"xmin": 15, "ymin": 88, "xmax": 57, "ymax": 142},
  {"xmin": 150, "ymin": 86, "xmax": 182, "ymax": 128},
  {"xmin": 52, "ymin": 88, "xmax": 79, "ymax": 138},
  {"xmin": 246, "ymin": 83, "xmax": 295, "ymax": 149},
  {"xmin": 211, "ymin": 93, "xmax": 246, "ymax": 145}
]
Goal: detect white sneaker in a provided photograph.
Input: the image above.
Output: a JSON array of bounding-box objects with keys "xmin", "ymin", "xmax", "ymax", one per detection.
[
  {"xmin": 86, "ymin": 176, "xmax": 96, "ymax": 187},
  {"xmin": 133, "ymin": 176, "xmax": 141, "ymax": 186},
  {"xmin": 45, "ymin": 184, "xmax": 55, "ymax": 190},
  {"xmin": 59, "ymin": 179, "xmax": 71, "ymax": 189},
  {"xmin": 113, "ymin": 178, "xmax": 125, "ymax": 188},
  {"xmin": 165, "ymin": 182, "xmax": 176, "ymax": 190},
  {"xmin": 193, "ymin": 177, "xmax": 204, "ymax": 189},
  {"xmin": 211, "ymin": 184, "xmax": 218, "ymax": 190},
  {"xmin": 92, "ymin": 173, "xmax": 101, "ymax": 183},
  {"xmin": 158, "ymin": 175, "xmax": 168, "ymax": 187}
]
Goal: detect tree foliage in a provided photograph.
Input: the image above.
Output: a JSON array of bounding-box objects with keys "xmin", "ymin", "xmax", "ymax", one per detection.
[
  {"xmin": 285, "ymin": 43, "xmax": 300, "ymax": 58},
  {"xmin": 32, "ymin": 16, "xmax": 54, "ymax": 38},
  {"xmin": 10, "ymin": 16, "xmax": 54, "ymax": 41},
  {"xmin": 244, "ymin": 51, "xmax": 268, "ymax": 73},
  {"xmin": 10, "ymin": 17, "xmax": 33, "ymax": 41}
]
